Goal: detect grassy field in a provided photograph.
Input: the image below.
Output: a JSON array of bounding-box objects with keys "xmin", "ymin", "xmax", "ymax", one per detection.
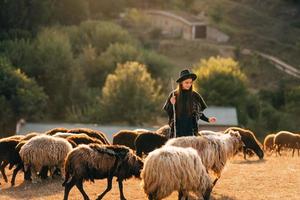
[{"xmin": 0, "ymin": 152, "xmax": 299, "ymax": 200}]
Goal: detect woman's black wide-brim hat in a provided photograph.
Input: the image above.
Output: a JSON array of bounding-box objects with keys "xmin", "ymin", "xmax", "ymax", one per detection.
[{"xmin": 176, "ymin": 69, "xmax": 197, "ymax": 83}]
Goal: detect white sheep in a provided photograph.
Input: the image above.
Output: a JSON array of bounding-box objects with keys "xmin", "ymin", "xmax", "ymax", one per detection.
[
  {"xmin": 142, "ymin": 146, "xmax": 213, "ymax": 200},
  {"xmin": 19, "ymin": 135, "xmax": 72, "ymax": 183},
  {"xmin": 165, "ymin": 131, "xmax": 243, "ymax": 184}
]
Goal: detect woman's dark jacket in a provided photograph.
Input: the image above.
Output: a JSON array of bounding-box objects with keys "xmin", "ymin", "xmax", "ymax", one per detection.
[{"xmin": 163, "ymin": 90, "xmax": 209, "ymax": 137}]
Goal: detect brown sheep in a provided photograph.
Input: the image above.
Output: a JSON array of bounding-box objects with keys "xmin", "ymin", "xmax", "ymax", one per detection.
[
  {"xmin": 263, "ymin": 134, "xmax": 276, "ymax": 152},
  {"xmin": 224, "ymin": 127, "xmax": 264, "ymax": 160},
  {"xmin": 62, "ymin": 144, "xmax": 143, "ymax": 200},
  {"xmin": 45, "ymin": 128, "xmax": 69, "ymax": 135},
  {"xmin": 113, "ymin": 130, "xmax": 139, "ymax": 150},
  {"xmin": 67, "ymin": 128, "xmax": 110, "ymax": 145},
  {"xmin": 155, "ymin": 125, "xmax": 172, "ymax": 139},
  {"xmin": 66, "ymin": 134, "xmax": 104, "ymax": 146},
  {"xmin": 274, "ymin": 131, "xmax": 300, "ymax": 156},
  {"xmin": 21, "ymin": 132, "xmax": 40, "ymax": 141}
]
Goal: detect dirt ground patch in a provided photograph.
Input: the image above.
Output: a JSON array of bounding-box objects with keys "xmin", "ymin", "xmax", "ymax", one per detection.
[{"xmin": 0, "ymin": 153, "xmax": 299, "ymax": 200}]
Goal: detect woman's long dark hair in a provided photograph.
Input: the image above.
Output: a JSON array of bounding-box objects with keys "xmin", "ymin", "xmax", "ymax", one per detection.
[{"xmin": 176, "ymin": 84, "xmax": 193, "ymax": 117}]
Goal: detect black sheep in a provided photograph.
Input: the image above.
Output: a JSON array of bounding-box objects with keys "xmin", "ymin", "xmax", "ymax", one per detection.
[
  {"xmin": 62, "ymin": 144, "xmax": 143, "ymax": 200},
  {"xmin": 135, "ymin": 132, "xmax": 168, "ymax": 157},
  {"xmin": 0, "ymin": 138, "xmax": 27, "ymax": 186},
  {"xmin": 113, "ymin": 130, "xmax": 139, "ymax": 150},
  {"xmin": 224, "ymin": 127, "xmax": 264, "ymax": 160}
]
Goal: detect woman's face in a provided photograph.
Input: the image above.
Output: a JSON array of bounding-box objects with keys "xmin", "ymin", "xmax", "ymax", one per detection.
[{"xmin": 181, "ymin": 78, "xmax": 193, "ymax": 90}]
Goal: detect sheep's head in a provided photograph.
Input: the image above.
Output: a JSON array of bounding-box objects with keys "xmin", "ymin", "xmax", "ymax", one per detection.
[
  {"xmin": 229, "ymin": 130, "xmax": 244, "ymax": 155},
  {"xmin": 127, "ymin": 152, "xmax": 144, "ymax": 178}
]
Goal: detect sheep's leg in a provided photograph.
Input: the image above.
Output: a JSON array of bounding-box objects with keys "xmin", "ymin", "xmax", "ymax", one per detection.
[
  {"xmin": 0, "ymin": 160, "xmax": 9, "ymax": 182},
  {"xmin": 75, "ymin": 179, "xmax": 89, "ymax": 200},
  {"xmin": 11, "ymin": 164, "xmax": 23, "ymax": 186},
  {"xmin": 178, "ymin": 190, "xmax": 188, "ymax": 200},
  {"xmin": 117, "ymin": 179, "xmax": 126, "ymax": 200},
  {"xmin": 63, "ymin": 177, "xmax": 76, "ymax": 200},
  {"xmin": 31, "ymin": 165, "xmax": 41, "ymax": 183},
  {"xmin": 212, "ymin": 177, "xmax": 219, "ymax": 186},
  {"xmin": 96, "ymin": 177, "xmax": 113, "ymax": 200},
  {"xmin": 277, "ymin": 145, "xmax": 282, "ymax": 156},
  {"xmin": 243, "ymin": 147, "xmax": 247, "ymax": 160},
  {"xmin": 39, "ymin": 166, "xmax": 49, "ymax": 179},
  {"xmin": 292, "ymin": 148, "xmax": 295, "ymax": 157},
  {"xmin": 148, "ymin": 193, "xmax": 158, "ymax": 200},
  {"xmin": 136, "ymin": 149, "xmax": 143, "ymax": 158}
]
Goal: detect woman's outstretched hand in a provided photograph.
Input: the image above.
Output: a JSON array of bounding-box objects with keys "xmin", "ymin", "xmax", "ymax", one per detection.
[
  {"xmin": 209, "ymin": 117, "xmax": 217, "ymax": 123},
  {"xmin": 170, "ymin": 96, "xmax": 176, "ymax": 105}
]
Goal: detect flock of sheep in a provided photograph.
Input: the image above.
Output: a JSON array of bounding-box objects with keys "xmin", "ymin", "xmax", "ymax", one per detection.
[{"xmin": 0, "ymin": 126, "xmax": 298, "ymax": 200}]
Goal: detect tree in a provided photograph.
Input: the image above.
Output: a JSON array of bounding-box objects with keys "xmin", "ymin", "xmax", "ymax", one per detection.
[
  {"xmin": 193, "ymin": 57, "xmax": 249, "ymax": 125},
  {"xmin": 68, "ymin": 20, "xmax": 137, "ymax": 55},
  {"xmin": 194, "ymin": 57, "xmax": 248, "ymax": 106},
  {"xmin": 101, "ymin": 62, "xmax": 162, "ymax": 125},
  {"xmin": 53, "ymin": 0, "xmax": 89, "ymax": 25},
  {"xmin": 0, "ymin": 57, "xmax": 47, "ymax": 136}
]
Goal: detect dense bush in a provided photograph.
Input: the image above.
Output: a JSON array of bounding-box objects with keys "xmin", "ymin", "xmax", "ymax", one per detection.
[
  {"xmin": 0, "ymin": 57, "xmax": 47, "ymax": 135},
  {"xmin": 100, "ymin": 62, "xmax": 162, "ymax": 125}
]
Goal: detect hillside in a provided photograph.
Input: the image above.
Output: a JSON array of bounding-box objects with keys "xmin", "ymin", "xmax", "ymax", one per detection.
[
  {"xmin": 192, "ymin": 0, "xmax": 300, "ymax": 69},
  {"xmin": 144, "ymin": 0, "xmax": 300, "ymax": 90}
]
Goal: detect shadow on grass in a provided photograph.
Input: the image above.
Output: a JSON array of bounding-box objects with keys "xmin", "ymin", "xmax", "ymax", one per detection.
[
  {"xmin": 211, "ymin": 193, "xmax": 236, "ymax": 200},
  {"xmin": 231, "ymin": 158, "xmax": 267, "ymax": 165},
  {"xmin": 0, "ymin": 178, "xmax": 64, "ymax": 199}
]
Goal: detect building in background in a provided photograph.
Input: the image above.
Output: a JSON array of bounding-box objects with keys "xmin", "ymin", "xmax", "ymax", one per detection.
[
  {"xmin": 145, "ymin": 10, "xmax": 229, "ymax": 42},
  {"xmin": 198, "ymin": 106, "xmax": 238, "ymax": 131}
]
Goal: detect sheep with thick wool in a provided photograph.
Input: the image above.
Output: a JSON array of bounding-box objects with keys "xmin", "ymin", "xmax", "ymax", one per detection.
[
  {"xmin": 166, "ymin": 131, "xmax": 243, "ymax": 183},
  {"xmin": 63, "ymin": 144, "xmax": 143, "ymax": 200},
  {"xmin": 142, "ymin": 146, "xmax": 213, "ymax": 200},
  {"xmin": 19, "ymin": 135, "xmax": 72, "ymax": 183}
]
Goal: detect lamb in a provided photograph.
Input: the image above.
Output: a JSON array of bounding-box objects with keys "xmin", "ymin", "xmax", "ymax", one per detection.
[
  {"xmin": 19, "ymin": 135, "xmax": 73, "ymax": 183},
  {"xmin": 263, "ymin": 133, "xmax": 276, "ymax": 152},
  {"xmin": 67, "ymin": 128, "xmax": 110, "ymax": 145},
  {"xmin": 113, "ymin": 130, "xmax": 139, "ymax": 150},
  {"xmin": 224, "ymin": 127, "xmax": 264, "ymax": 160},
  {"xmin": 274, "ymin": 131, "xmax": 300, "ymax": 156},
  {"xmin": 141, "ymin": 146, "xmax": 213, "ymax": 200},
  {"xmin": 165, "ymin": 130, "xmax": 243, "ymax": 183},
  {"xmin": 62, "ymin": 144, "xmax": 143, "ymax": 200},
  {"xmin": 134, "ymin": 131, "xmax": 168, "ymax": 157}
]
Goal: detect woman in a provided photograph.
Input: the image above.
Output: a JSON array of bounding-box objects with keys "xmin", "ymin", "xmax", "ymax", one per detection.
[{"xmin": 163, "ymin": 69, "xmax": 216, "ymax": 137}]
